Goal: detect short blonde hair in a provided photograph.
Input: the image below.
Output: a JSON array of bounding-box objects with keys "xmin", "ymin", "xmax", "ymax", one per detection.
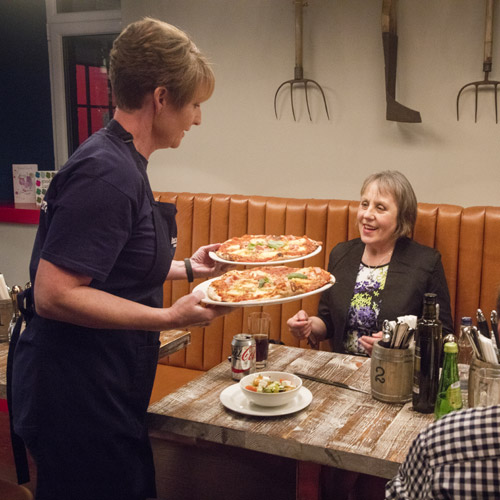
[
  {"xmin": 109, "ymin": 17, "xmax": 215, "ymax": 111},
  {"xmin": 360, "ymin": 170, "xmax": 417, "ymax": 239}
]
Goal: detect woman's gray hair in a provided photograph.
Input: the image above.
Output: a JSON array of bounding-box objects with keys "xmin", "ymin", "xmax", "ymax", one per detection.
[
  {"xmin": 360, "ymin": 170, "xmax": 417, "ymax": 238},
  {"xmin": 109, "ymin": 17, "xmax": 215, "ymax": 111}
]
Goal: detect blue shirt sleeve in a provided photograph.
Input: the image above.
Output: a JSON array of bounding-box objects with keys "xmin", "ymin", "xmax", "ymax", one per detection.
[{"xmin": 40, "ymin": 172, "xmax": 134, "ymax": 282}]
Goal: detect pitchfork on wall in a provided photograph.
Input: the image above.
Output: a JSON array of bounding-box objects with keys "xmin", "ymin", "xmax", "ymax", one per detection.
[
  {"xmin": 274, "ymin": 0, "xmax": 329, "ymax": 121},
  {"xmin": 456, "ymin": 0, "xmax": 500, "ymax": 122}
]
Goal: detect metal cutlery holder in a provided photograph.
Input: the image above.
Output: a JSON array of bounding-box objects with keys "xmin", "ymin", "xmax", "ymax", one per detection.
[{"xmin": 371, "ymin": 341, "xmax": 414, "ymax": 403}]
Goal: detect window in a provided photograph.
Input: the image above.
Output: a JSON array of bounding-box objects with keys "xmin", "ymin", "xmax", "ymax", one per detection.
[
  {"xmin": 45, "ymin": 0, "xmax": 120, "ymax": 167},
  {"xmin": 56, "ymin": 0, "xmax": 120, "ymax": 14},
  {"xmin": 63, "ymin": 34, "xmax": 116, "ymax": 153}
]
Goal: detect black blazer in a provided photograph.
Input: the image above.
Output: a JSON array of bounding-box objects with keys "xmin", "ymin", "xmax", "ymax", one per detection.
[{"xmin": 317, "ymin": 237, "xmax": 454, "ymax": 353}]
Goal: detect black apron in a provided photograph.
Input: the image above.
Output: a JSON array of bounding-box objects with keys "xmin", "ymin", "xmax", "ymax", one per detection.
[{"xmin": 8, "ymin": 125, "xmax": 177, "ymax": 500}]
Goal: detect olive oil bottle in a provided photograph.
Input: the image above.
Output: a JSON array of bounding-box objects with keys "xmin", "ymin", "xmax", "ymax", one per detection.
[{"xmin": 412, "ymin": 293, "xmax": 442, "ymax": 413}]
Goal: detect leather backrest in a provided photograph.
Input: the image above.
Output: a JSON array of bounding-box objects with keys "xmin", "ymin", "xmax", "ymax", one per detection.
[
  {"xmin": 456, "ymin": 207, "xmax": 500, "ymax": 325},
  {"xmin": 155, "ymin": 192, "xmax": 489, "ymax": 371}
]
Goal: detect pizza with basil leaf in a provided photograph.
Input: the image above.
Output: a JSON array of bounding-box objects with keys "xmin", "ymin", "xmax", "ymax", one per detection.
[
  {"xmin": 215, "ymin": 234, "xmax": 321, "ymax": 263},
  {"xmin": 206, "ymin": 266, "xmax": 334, "ymax": 303}
]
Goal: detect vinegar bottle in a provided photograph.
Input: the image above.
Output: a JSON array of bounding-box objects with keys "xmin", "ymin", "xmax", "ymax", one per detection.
[{"xmin": 412, "ymin": 293, "xmax": 443, "ymax": 413}]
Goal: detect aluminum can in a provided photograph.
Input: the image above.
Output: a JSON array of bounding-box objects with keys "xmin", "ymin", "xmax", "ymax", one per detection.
[{"xmin": 231, "ymin": 334, "xmax": 256, "ymax": 380}]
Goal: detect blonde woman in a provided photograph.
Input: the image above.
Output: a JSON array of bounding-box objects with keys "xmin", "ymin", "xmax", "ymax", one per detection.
[{"xmin": 12, "ymin": 18, "xmax": 231, "ymax": 500}]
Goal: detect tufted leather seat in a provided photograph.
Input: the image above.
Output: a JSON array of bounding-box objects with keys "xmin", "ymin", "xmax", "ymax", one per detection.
[{"xmin": 150, "ymin": 192, "xmax": 500, "ymax": 400}]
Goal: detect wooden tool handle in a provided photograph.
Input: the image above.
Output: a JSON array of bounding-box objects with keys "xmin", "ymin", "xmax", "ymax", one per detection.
[
  {"xmin": 381, "ymin": 0, "xmax": 397, "ymax": 35},
  {"xmin": 484, "ymin": 0, "xmax": 494, "ymax": 68},
  {"xmin": 295, "ymin": 0, "xmax": 303, "ymax": 76}
]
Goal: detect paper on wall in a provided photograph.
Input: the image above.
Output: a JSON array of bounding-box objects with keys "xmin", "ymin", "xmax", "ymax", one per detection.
[
  {"xmin": 35, "ymin": 170, "xmax": 56, "ymax": 206},
  {"xmin": 12, "ymin": 164, "xmax": 37, "ymax": 203},
  {"xmin": 0, "ymin": 274, "xmax": 10, "ymax": 300}
]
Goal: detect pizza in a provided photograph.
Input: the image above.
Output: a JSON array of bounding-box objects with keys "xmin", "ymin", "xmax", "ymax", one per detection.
[
  {"xmin": 215, "ymin": 234, "xmax": 321, "ymax": 263},
  {"xmin": 206, "ymin": 266, "xmax": 334, "ymax": 303}
]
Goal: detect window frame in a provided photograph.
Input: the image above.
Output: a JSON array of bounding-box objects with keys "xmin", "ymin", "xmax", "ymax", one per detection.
[{"xmin": 45, "ymin": 0, "xmax": 121, "ymax": 168}]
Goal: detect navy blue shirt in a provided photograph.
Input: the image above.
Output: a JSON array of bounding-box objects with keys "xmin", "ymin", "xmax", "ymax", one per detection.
[{"xmin": 30, "ymin": 121, "xmax": 159, "ymax": 306}]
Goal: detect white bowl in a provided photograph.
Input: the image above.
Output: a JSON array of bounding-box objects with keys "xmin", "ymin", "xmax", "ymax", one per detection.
[{"xmin": 239, "ymin": 371, "xmax": 302, "ymax": 407}]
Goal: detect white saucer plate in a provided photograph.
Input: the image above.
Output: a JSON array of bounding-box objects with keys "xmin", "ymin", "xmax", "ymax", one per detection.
[
  {"xmin": 209, "ymin": 245, "xmax": 322, "ymax": 266},
  {"xmin": 193, "ymin": 278, "xmax": 334, "ymax": 307},
  {"xmin": 219, "ymin": 383, "xmax": 313, "ymax": 416}
]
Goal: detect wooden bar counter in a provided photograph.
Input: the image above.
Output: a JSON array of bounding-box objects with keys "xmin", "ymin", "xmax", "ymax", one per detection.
[{"xmin": 148, "ymin": 344, "xmax": 434, "ymax": 499}]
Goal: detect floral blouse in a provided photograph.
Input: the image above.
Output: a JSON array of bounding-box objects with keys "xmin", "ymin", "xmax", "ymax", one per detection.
[{"xmin": 344, "ymin": 262, "xmax": 389, "ymax": 356}]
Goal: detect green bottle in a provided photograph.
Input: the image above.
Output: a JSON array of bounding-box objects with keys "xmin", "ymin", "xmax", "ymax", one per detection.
[{"xmin": 434, "ymin": 342, "xmax": 463, "ymax": 420}]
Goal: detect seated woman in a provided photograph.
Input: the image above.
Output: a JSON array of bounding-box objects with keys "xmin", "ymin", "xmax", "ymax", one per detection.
[
  {"xmin": 288, "ymin": 169, "xmax": 454, "ymax": 356},
  {"xmin": 288, "ymin": 170, "xmax": 454, "ymax": 500}
]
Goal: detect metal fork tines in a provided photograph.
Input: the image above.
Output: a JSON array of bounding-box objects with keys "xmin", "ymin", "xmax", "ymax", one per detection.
[
  {"xmin": 457, "ymin": 0, "xmax": 500, "ymax": 123},
  {"xmin": 274, "ymin": 0, "xmax": 329, "ymax": 121}
]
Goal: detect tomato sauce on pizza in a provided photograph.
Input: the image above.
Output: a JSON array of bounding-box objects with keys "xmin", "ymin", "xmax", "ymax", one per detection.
[
  {"xmin": 206, "ymin": 266, "xmax": 334, "ymax": 303},
  {"xmin": 215, "ymin": 235, "xmax": 321, "ymax": 263}
]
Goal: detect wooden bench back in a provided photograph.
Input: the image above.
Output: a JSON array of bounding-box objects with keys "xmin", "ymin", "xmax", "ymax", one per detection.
[{"xmin": 155, "ymin": 192, "xmax": 500, "ymax": 372}]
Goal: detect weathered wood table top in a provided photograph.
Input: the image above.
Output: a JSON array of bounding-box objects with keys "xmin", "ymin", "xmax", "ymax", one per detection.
[
  {"xmin": 0, "ymin": 342, "xmax": 7, "ymax": 399},
  {"xmin": 158, "ymin": 329, "xmax": 191, "ymax": 360},
  {"xmin": 0, "ymin": 329, "xmax": 190, "ymax": 400},
  {"xmin": 148, "ymin": 344, "xmax": 434, "ymax": 479}
]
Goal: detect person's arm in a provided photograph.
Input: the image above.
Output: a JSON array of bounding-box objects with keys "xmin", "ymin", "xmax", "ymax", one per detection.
[
  {"xmin": 385, "ymin": 426, "xmax": 432, "ymax": 499},
  {"xmin": 34, "ymin": 258, "xmax": 232, "ymax": 331},
  {"xmin": 287, "ymin": 310, "xmax": 328, "ymax": 345},
  {"xmin": 167, "ymin": 243, "xmax": 233, "ymax": 280},
  {"xmin": 358, "ymin": 331, "xmax": 383, "ymax": 356}
]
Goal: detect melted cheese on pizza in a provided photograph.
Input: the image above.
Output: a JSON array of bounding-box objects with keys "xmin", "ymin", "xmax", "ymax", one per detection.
[
  {"xmin": 207, "ymin": 266, "xmax": 333, "ymax": 303},
  {"xmin": 216, "ymin": 235, "xmax": 321, "ymax": 263}
]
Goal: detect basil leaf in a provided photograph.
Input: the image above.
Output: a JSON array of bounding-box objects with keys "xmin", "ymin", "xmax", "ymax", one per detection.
[
  {"xmin": 258, "ymin": 277, "xmax": 270, "ymax": 288},
  {"xmin": 267, "ymin": 240, "xmax": 285, "ymax": 249},
  {"xmin": 287, "ymin": 272, "xmax": 308, "ymax": 280}
]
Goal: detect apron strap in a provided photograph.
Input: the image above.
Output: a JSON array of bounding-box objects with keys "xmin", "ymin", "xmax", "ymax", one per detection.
[{"xmin": 6, "ymin": 289, "xmax": 34, "ymax": 484}]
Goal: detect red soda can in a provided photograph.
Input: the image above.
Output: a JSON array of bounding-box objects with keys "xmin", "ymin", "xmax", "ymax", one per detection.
[{"xmin": 231, "ymin": 334, "xmax": 256, "ymax": 380}]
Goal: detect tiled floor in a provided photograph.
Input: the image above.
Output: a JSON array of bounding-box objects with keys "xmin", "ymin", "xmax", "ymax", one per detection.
[{"xmin": 0, "ymin": 410, "xmax": 36, "ymax": 493}]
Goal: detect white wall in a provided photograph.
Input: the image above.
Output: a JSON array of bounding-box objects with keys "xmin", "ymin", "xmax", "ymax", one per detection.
[
  {"xmin": 1, "ymin": 224, "xmax": 37, "ymax": 288},
  {"xmin": 124, "ymin": 0, "xmax": 500, "ymax": 205},
  {"xmin": 3, "ymin": 0, "xmax": 500, "ymax": 287}
]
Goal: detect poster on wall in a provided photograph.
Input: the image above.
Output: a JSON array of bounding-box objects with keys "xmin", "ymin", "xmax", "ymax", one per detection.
[{"xmin": 12, "ymin": 164, "xmax": 37, "ymax": 203}]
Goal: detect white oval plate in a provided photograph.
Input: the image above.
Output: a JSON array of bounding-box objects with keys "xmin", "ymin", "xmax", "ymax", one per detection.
[
  {"xmin": 209, "ymin": 245, "xmax": 322, "ymax": 266},
  {"xmin": 219, "ymin": 383, "xmax": 313, "ymax": 416},
  {"xmin": 193, "ymin": 276, "xmax": 335, "ymax": 307}
]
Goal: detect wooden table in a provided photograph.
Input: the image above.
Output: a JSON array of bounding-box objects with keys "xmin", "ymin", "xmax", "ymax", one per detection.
[
  {"xmin": 147, "ymin": 344, "xmax": 435, "ymax": 500},
  {"xmin": 0, "ymin": 329, "xmax": 191, "ymax": 400},
  {"xmin": 158, "ymin": 329, "xmax": 191, "ymax": 359},
  {"xmin": 0, "ymin": 343, "xmax": 7, "ymax": 399}
]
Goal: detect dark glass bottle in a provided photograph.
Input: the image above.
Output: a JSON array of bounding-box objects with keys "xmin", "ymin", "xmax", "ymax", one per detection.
[
  {"xmin": 434, "ymin": 341, "xmax": 463, "ymax": 420},
  {"xmin": 412, "ymin": 293, "xmax": 443, "ymax": 413}
]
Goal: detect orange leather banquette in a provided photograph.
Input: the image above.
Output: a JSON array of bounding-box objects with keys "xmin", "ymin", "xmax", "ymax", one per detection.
[{"xmin": 150, "ymin": 192, "xmax": 500, "ymax": 402}]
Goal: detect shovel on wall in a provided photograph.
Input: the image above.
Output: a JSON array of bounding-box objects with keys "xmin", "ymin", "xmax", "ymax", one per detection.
[{"xmin": 382, "ymin": 0, "xmax": 422, "ymax": 123}]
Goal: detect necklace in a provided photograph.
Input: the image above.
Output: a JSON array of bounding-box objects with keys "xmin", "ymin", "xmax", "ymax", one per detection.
[{"xmin": 363, "ymin": 249, "xmax": 393, "ymax": 281}]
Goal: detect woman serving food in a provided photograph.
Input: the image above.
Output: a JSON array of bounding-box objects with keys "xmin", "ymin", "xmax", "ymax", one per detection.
[
  {"xmin": 287, "ymin": 170, "xmax": 453, "ymax": 356},
  {"xmin": 11, "ymin": 18, "xmax": 233, "ymax": 500}
]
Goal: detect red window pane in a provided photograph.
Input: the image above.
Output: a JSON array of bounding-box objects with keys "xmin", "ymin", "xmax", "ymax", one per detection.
[
  {"xmin": 89, "ymin": 66, "xmax": 110, "ymax": 106},
  {"xmin": 77, "ymin": 107, "xmax": 88, "ymax": 144},
  {"xmin": 76, "ymin": 65, "xmax": 87, "ymax": 105}
]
